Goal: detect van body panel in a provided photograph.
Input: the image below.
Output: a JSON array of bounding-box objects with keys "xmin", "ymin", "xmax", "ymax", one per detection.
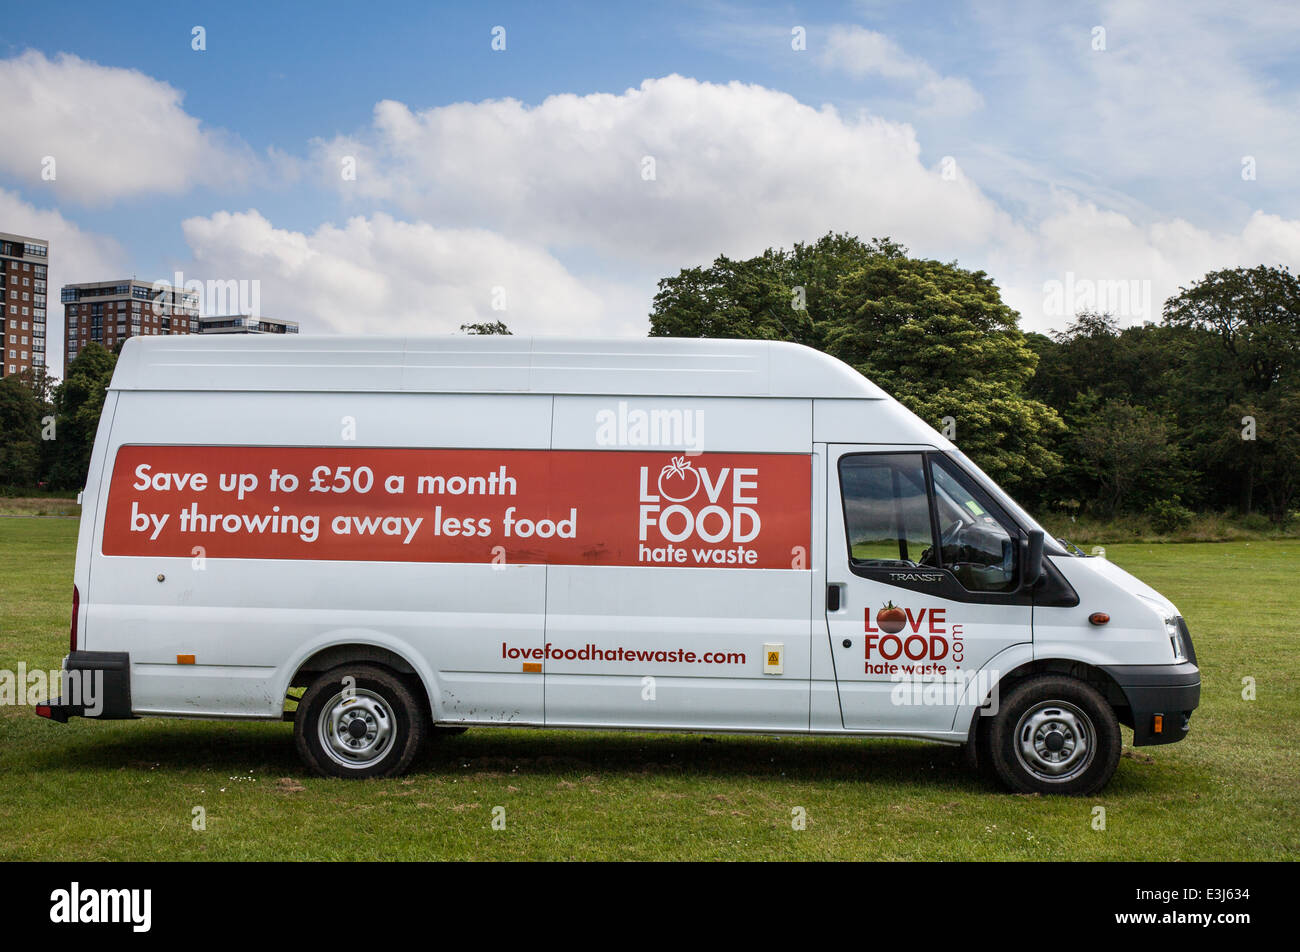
[
  {"xmin": 543, "ymin": 564, "xmax": 812, "ymax": 729},
  {"xmin": 813, "ymin": 398, "xmax": 955, "ymax": 449},
  {"xmin": 1035, "ymin": 557, "xmax": 1179, "ymax": 667}
]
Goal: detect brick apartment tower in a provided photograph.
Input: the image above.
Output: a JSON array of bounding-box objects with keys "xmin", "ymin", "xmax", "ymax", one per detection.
[
  {"xmin": 61, "ymin": 279, "xmax": 199, "ymax": 377},
  {"xmin": 0, "ymin": 231, "xmax": 50, "ymax": 381}
]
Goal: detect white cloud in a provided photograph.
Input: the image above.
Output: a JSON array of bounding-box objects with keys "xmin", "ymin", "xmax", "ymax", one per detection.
[
  {"xmin": 0, "ymin": 50, "xmax": 257, "ymax": 204},
  {"xmin": 314, "ymin": 75, "xmax": 1006, "ymax": 268},
  {"xmin": 0, "ymin": 188, "xmax": 127, "ymax": 379},
  {"xmin": 179, "ymin": 210, "xmax": 610, "ymax": 337},
  {"xmin": 821, "ymin": 26, "xmax": 984, "ymax": 117}
]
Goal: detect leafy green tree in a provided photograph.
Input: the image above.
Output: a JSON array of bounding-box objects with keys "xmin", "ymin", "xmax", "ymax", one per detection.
[
  {"xmin": 1072, "ymin": 399, "xmax": 1177, "ymax": 517},
  {"xmin": 1027, "ymin": 311, "xmax": 1186, "ymax": 414},
  {"xmin": 0, "ymin": 375, "xmax": 42, "ymax": 487},
  {"xmin": 47, "ymin": 344, "xmax": 117, "ymax": 490},
  {"xmin": 1235, "ymin": 392, "xmax": 1300, "ymax": 523},
  {"xmin": 649, "ymin": 250, "xmax": 817, "ymax": 345},
  {"xmin": 1162, "ymin": 265, "xmax": 1300, "ymax": 517}
]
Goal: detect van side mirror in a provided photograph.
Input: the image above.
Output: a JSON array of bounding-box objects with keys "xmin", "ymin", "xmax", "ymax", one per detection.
[{"xmin": 1021, "ymin": 529, "xmax": 1045, "ymax": 591}]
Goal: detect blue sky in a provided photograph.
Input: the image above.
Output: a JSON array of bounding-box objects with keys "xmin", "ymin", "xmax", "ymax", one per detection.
[{"xmin": 3, "ymin": 0, "xmax": 1299, "ymax": 377}]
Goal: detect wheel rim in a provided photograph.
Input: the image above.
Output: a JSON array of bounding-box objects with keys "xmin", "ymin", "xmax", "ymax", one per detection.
[
  {"xmin": 1013, "ymin": 700, "xmax": 1095, "ymax": 783},
  {"xmin": 317, "ymin": 688, "xmax": 396, "ymax": 769}
]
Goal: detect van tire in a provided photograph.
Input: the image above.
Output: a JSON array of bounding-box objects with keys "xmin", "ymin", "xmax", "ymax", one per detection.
[
  {"xmin": 986, "ymin": 675, "xmax": 1120, "ymax": 795},
  {"xmin": 294, "ymin": 664, "xmax": 425, "ymax": 778}
]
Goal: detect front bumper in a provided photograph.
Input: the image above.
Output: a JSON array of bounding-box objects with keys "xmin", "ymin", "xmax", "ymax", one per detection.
[
  {"xmin": 35, "ymin": 650, "xmax": 135, "ymax": 722},
  {"xmin": 1101, "ymin": 660, "xmax": 1201, "ymax": 746}
]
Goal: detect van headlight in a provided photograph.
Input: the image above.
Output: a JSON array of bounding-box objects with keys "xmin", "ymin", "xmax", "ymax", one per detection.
[{"xmin": 1165, "ymin": 616, "xmax": 1187, "ymax": 662}]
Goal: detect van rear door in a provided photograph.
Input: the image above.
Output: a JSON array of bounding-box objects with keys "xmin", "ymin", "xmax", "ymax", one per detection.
[{"xmin": 824, "ymin": 446, "xmax": 1031, "ymax": 732}]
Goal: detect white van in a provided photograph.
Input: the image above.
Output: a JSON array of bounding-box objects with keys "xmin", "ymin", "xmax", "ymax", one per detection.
[{"xmin": 40, "ymin": 336, "xmax": 1200, "ymax": 794}]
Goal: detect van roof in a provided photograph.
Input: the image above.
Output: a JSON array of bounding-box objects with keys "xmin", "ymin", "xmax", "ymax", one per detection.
[{"xmin": 109, "ymin": 335, "xmax": 889, "ymax": 399}]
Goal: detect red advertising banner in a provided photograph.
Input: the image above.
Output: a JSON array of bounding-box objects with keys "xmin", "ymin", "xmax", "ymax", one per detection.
[{"xmin": 102, "ymin": 446, "xmax": 811, "ymax": 569}]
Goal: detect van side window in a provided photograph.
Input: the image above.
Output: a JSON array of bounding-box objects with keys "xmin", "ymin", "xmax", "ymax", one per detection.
[
  {"xmin": 927, "ymin": 456, "xmax": 1017, "ymax": 592},
  {"xmin": 838, "ymin": 454, "xmax": 936, "ymax": 568}
]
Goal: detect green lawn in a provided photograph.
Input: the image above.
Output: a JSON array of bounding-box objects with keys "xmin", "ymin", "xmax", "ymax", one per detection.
[{"xmin": 1, "ymin": 518, "xmax": 1295, "ymax": 860}]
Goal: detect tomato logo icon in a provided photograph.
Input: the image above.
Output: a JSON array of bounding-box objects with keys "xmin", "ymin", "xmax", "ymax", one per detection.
[
  {"xmin": 876, "ymin": 600, "xmax": 906, "ymax": 634},
  {"xmin": 657, "ymin": 456, "xmax": 701, "ymax": 502}
]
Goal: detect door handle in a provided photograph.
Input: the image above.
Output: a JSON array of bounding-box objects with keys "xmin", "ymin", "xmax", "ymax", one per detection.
[{"xmin": 826, "ymin": 583, "xmax": 844, "ymax": 612}]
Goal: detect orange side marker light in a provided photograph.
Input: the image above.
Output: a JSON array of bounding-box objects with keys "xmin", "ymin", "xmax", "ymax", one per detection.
[
  {"xmin": 177, "ymin": 654, "xmax": 196, "ymax": 665},
  {"xmin": 1088, "ymin": 612, "xmax": 1110, "ymax": 626}
]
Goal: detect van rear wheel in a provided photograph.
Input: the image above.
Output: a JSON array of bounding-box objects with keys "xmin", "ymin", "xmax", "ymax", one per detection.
[
  {"xmin": 986, "ymin": 675, "xmax": 1120, "ymax": 795},
  {"xmin": 294, "ymin": 664, "xmax": 425, "ymax": 778}
]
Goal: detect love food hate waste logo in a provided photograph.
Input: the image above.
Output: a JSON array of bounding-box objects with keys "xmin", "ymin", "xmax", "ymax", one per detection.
[
  {"xmin": 637, "ymin": 455, "xmax": 768, "ymax": 565},
  {"xmin": 864, "ymin": 603, "xmax": 998, "ymax": 711},
  {"xmin": 864, "ymin": 603, "xmax": 965, "ymax": 676}
]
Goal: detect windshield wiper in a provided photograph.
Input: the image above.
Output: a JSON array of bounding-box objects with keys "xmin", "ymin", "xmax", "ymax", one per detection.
[{"xmin": 1057, "ymin": 538, "xmax": 1088, "ymax": 557}]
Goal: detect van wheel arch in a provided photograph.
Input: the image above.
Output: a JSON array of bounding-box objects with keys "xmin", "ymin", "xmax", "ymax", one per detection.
[
  {"xmin": 965, "ymin": 659, "xmax": 1131, "ymax": 743},
  {"xmin": 288, "ymin": 644, "xmax": 432, "ymax": 725}
]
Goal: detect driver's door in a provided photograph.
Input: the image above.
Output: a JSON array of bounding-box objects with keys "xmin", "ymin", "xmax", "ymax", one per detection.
[{"xmin": 825, "ymin": 446, "xmax": 1032, "ymax": 732}]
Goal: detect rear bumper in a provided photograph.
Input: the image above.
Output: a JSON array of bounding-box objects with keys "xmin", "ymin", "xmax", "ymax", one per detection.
[
  {"xmin": 35, "ymin": 650, "xmax": 135, "ymax": 722},
  {"xmin": 1102, "ymin": 661, "xmax": 1201, "ymax": 746}
]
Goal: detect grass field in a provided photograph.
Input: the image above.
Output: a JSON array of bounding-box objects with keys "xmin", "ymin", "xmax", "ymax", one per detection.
[{"xmin": 1, "ymin": 517, "xmax": 1295, "ymax": 861}]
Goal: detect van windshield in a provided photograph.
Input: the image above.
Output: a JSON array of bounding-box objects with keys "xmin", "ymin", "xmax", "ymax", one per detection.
[{"xmin": 945, "ymin": 450, "xmax": 1066, "ymax": 556}]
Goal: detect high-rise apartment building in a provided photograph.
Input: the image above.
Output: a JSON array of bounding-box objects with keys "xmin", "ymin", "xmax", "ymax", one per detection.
[
  {"xmin": 0, "ymin": 231, "xmax": 50, "ymax": 381},
  {"xmin": 61, "ymin": 279, "xmax": 199, "ymax": 376}
]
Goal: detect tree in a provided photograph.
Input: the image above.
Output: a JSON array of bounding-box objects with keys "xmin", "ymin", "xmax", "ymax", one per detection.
[
  {"xmin": 1238, "ymin": 391, "xmax": 1300, "ymax": 523},
  {"xmin": 1162, "ymin": 265, "xmax": 1300, "ymax": 516},
  {"xmin": 648, "ymin": 235, "xmax": 1062, "ymax": 493},
  {"xmin": 460, "ymin": 321, "xmax": 512, "ymax": 335},
  {"xmin": 648, "ymin": 250, "xmax": 817, "ymax": 345},
  {"xmin": 46, "ymin": 344, "xmax": 117, "ymax": 490},
  {"xmin": 14, "ymin": 364, "xmax": 57, "ymax": 404},
  {"xmin": 0, "ymin": 375, "xmax": 42, "ymax": 487},
  {"xmin": 1072, "ymin": 400, "xmax": 1177, "ymax": 517}
]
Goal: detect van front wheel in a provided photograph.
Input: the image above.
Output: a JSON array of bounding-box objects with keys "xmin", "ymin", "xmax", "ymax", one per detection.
[
  {"xmin": 986, "ymin": 675, "xmax": 1120, "ymax": 795},
  {"xmin": 294, "ymin": 664, "xmax": 425, "ymax": 778}
]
